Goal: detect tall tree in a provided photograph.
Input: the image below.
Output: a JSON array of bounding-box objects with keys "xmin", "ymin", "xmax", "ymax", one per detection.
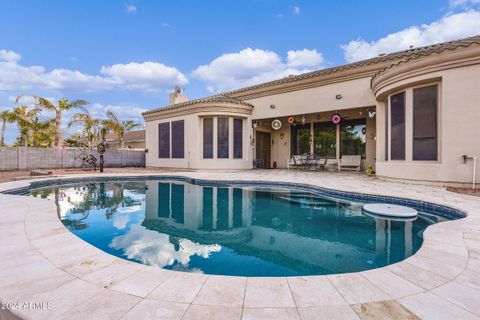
[
  {"xmin": 11, "ymin": 105, "xmax": 40, "ymax": 146},
  {"xmin": 0, "ymin": 109, "xmax": 15, "ymax": 146},
  {"xmin": 68, "ymin": 107, "xmax": 104, "ymax": 148},
  {"xmin": 28, "ymin": 116, "xmax": 55, "ymax": 147},
  {"xmin": 17, "ymin": 96, "xmax": 88, "ymax": 147},
  {"xmin": 104, "ymin": 111, "xmax": 140, "ymax": 148}
]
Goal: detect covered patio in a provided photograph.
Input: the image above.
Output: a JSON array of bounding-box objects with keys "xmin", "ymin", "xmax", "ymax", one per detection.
[{"xmin": 252, "ymin": 106, "xmax": 377, "ymax": 170}]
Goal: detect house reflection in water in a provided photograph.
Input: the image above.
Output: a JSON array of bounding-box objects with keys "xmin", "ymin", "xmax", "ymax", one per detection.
[{"xmin": 142, "ymin": 180, "xmax": 422, "ymax": 275}]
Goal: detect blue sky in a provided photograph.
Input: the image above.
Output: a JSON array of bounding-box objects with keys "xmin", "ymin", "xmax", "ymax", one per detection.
[{"xmin": 1, "ymin": 0, "xmax": 479, "ymax": 144}]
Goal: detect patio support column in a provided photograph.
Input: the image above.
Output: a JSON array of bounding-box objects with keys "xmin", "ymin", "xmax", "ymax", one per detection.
[
  {"xmin": 310, "ymin": 123, "xmax": 314, "ymax": 155},
  {"xmin": 336, "ymin": 124, "xmax": 340, "ymax": 161}
]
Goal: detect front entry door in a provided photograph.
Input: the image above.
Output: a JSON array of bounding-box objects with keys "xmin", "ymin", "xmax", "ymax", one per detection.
[{"xmin": 255, "ymin": 131, "xmax": 271, "ymax": 169}]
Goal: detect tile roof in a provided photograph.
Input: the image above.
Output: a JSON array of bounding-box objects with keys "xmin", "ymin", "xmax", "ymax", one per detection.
[
  {"xmin": 143, "ymin": 35, "xmax": 480, "ymax": 116},
  {"xmin": 370, "ymin": 34, "xmax": 480, "ymax": 85},
  {"xmin": 223, "ymin": 35, "xmax": 480, "ymax": 97},
  {"xmin": 142, "ymin": 95, "xmax": 253, "ymax": 116}
]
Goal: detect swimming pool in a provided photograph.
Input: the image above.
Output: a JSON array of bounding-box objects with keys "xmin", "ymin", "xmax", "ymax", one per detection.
[{"xmin": 30, "ymin": 178, "xmax": 453, "ymax": 277}]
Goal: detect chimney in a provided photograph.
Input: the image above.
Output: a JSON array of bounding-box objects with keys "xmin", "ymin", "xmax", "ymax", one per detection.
[{"xmin": 168, "ymin": 85, "xmax": 188, "ymax": 105}]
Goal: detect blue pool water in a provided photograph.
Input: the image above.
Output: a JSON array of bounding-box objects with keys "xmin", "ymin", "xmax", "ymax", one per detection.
[{"xmin": 30, "ymin": 179, "xmax": 449, "ymax": 276}]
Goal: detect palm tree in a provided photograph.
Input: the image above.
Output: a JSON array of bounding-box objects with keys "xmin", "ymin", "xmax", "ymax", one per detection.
[
  {"xmin": 104, "ymin": 111, "xmax": 141, "ymax": 148},
  {"xmin": 28, "ymin": 116, "xmax": 55, "ymax": 147},
  {"xmin": 17, "ymin": 95, "xmax": 88, "ymax": 147},
  {"xmin": 11, "ymin": 105, "xmax": 40, "ymax": 146},
  {"xmin": 0, "ymin": 109, "xmax": 15, "ymax": 146},
  {"xmin": 68, "ymin": 107, "xmax": 105, "ymax": 148}
]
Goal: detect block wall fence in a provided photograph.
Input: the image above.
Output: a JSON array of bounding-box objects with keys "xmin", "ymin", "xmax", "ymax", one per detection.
[{"xmin": 0, "ymin": 147, "xmax": 145, "ymax": 171}]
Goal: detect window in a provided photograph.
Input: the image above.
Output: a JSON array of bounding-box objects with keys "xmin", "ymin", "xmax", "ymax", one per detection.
[
  {"xmin": 203, "ymin": 118, "xmax": 213, "ymax": 158},
  {"xmin": 413, "ymin": 85, "xmax": 438, "ymax": 161},
  {"xmin": 233, "ymin": 118, "xmax": 243, "ymax": 159},
  {"xmin": 314, "ymin": 122, "xmax": 336, "ymax": 158},
  {"xmin": 171, "ymin": 120, "xmax": 185, "ymax": 158},
  {"xmin": 340, "ymin": 119, "xmax": 366, "ymax": 157},
  {"xmin": 291, "ymin": 123, "xmax": 311, "ymax": 155},
  {"xmin": 158, "ymin": 122, "xmax": 170, "ymax": 158},
  {"xmin": 390, "ymin": 92, "xmax": 406, "ymax": 160},
  {"xmin": 217, "ymin": 118, "xmax": 229, "ymax": 158}
]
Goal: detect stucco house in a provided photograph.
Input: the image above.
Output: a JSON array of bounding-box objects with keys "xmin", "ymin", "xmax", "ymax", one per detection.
[
  {"xmin": 104, "ymin": 130, "xmax": 146, "ymax": 150},
  {"xmin": 142, "ymin": 35, "xmax": 480, "ymax": 185}
]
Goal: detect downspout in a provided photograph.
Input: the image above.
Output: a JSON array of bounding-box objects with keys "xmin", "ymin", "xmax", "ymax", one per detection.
[{"xmin": 463, "ymin": 155, "xmax": 477, "ymax": 189}]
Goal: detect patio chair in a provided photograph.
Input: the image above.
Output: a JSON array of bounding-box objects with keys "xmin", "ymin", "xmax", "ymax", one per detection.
[
  {"xmin": 315, "ymin": 158, "xmax": 328, "ymax": 170},
  {"xmin": 338, "ymin": 155, "xmax": 362, "ymax": 172},
  {"xmin": 287, "ymin": 155, "xmax": 303, "ymax": 169}
]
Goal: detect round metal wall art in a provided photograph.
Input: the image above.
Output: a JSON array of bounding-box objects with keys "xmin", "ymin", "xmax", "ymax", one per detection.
[
  {"xmin": 331, "ymin": 112, "xmax": 342, "ymax": 124},
  {"xmin": 97, "ymin": 142, "xmax": 106, "ymax": 154},
  {"xmin": 271, "ymin": 119, "xmax": 282, "ymax": 130},
  {"xmin": 287, "ymin": 116, "xmax": 295, "ymax": 124}
]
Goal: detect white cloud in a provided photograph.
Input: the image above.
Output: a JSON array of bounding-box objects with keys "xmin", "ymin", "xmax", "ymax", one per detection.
[
  {"xmin": 293, "ymin": 6, "xmax": 301, "ymax": 15},
  {"xmin": 341, "ymin": 10, "xmax": 480, "ymax": 63},
  {"xmin": 0, "ymin": 49, "xmax": 21, "ymax": 62},
  {"xmin": 287, "ymin": 49, "xmax": 324, "ymax": 68},
  {"xmin": 125, "ymin": 4, "xmax": 137, "ymax": 13},
  {"xmin": 0, "ymin": 50, "xmax": 188, "ymax": 93},
  {"xmin": 162, "ymin": 23, "xmax": 170, "ymax": 28},
  {"xmin": 101, "ymin": 62, "xmax": 187, "ymax": 91},
  {"xmin": 193, "ymin": 48, "xmax": 324, "ymax": 92},
  {"xmin": 450, "ymin": 0, "xmax": 480, "ymax": 7},
  {"xmin": 88, "ymin": 103, "xmax": 148, "ymax": 122}
]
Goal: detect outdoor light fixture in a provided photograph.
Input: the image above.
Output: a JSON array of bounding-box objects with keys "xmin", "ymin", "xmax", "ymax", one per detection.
[
  {"xmin": 336, "ymin": 94, "xmax": 343, "ymax": 100},
  {"xmin": 270, "ymin": 104, "xmax": 276, "ymax": 109}
]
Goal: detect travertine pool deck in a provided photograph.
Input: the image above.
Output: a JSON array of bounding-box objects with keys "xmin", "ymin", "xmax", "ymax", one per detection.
[{"xmin": 0, "ymin": 170, "xmax": 479, "ymax": 320}]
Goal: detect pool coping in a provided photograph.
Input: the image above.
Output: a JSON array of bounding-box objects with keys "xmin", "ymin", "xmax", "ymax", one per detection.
[{"xmin": 1, "ymin": 171, "xmax": 480, "ymax": 319}]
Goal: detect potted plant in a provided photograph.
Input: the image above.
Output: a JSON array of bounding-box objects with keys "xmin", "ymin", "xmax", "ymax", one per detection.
[{"xmin": 366, "ymin": 166, "xmax": 375, "ymax": 176}]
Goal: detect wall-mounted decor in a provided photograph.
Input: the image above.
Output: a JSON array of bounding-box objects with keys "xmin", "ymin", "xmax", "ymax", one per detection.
[
  {"xmin": 331, "ymin": 112, "xmax": 342, "ymax": 124},
  {"xmin": 271, "ymin": 119, "xmax": 282, "ymax": 130},
  {"xmin": 287, "ymin": 116, "xmax": 295, "ymax": 124}
]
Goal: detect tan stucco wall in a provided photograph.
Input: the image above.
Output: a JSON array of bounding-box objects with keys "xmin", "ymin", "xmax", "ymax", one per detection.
[
  {"xmin": 375, "ymin": 63, "xmax": 480, "ymax": 184},
  {"xmin": 146, "ymin": 111, "xmax": 253, "ymax": 170},
  {"xmin": 246, "ymin": 77, "xmax": 376, "ymax": 119}
]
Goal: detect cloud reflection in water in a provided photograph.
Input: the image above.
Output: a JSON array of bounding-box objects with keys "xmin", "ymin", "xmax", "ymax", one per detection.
[{"xmin": 109, "ymin": 224, "xmax": 222, "ymax": 269}]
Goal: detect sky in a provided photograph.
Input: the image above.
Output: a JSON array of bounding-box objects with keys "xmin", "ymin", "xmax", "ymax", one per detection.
[{"xmin": 1, "ymin": 0, "xmax": 480, "ymax": 144}]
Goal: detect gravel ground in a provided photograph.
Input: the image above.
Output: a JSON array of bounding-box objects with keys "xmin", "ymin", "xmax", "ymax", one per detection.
[{"xmin": 447, "ymin": 186, "xmax": 480, "ymax": 197}]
